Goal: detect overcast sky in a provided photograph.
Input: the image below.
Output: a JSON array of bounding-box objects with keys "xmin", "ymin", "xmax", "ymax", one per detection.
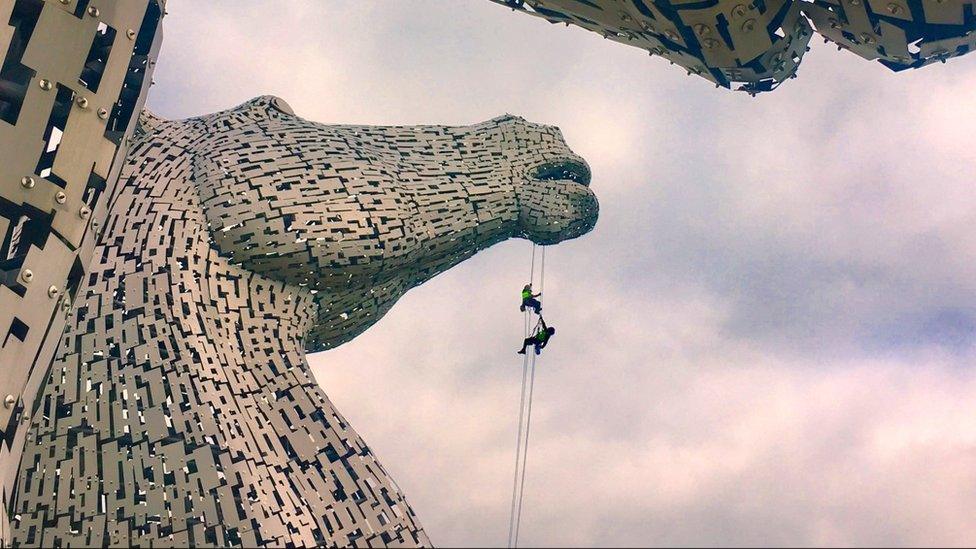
[{"xmin": 149, "ymin": 1, "xmax": 976, "ymax": 546}]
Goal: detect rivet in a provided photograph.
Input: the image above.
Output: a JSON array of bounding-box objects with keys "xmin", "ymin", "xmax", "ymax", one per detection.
[
  {"xmin": 741, "ymin": 19, "xmax": 756, "ymax": 32},
  {"xmin": 62, "ymin": 296, "xmax": 71, "ymax": 311},
  {"xmin": 55, "ymin": 191, "xmax": 67, "ymax": 204},
  {"xmin": 849, "ymin": 0, "xmax": 860, "ymax": 5},
  {"xmin": 887, "ymin": 3, "xmax": 902, "ymax": 14},
  {"xmin": 3, "ymin": 395, "xmax": 14, "ymax": 409},
  {"xmin": 59, "ymin": 0, "xmax": 70, "ymax": 4},
  {"xmin": 702, "ymin": 38, "xmax": 719, "ymax": 50},
  {"xmin": 693, "ymin": 24, "xmax": 711, "ymax": 36},
  {"xmin": 21, "ymin": 176, "xmax": 34, "ymax": 189},
  {"xmin": 21, "ymin": 269, "xmax": 33, "ymax": 283},
  {"xmin": 126, "ymin": 29, "xmax": 136, "ymax": 40},
  {"xmin": 48, "ymin": 285, "xmax": 59, "ymax": 298},
  {"xmin": 97, "ymin": 107, "xmax": 108, "ymax": 119},
  {"xmin": 38, "ymin": 79, "xmax": 52, "ymax": 91},
  {"xmin": 79, "ymin": 206, "xmax": 91, "ymax": 218},
  {"xmin": 731, "ymin": 4, "xmax": 748, "ymax": 19},
  {"xmin": 87, "ymin": 5, "xmax": 99, "ymax": 17},
  {"xmin": 76, "ymin": 96, "xmax": 89, "ymax": 109}
]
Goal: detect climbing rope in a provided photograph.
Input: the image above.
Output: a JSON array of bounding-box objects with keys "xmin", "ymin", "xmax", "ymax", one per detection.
[
  {"xmin": 508, "ymin": 244, "xmax": 535, "ymax": 547},
  {"xmin": 508, "ymin": 245, "xmax": 545, "ymax": 548}
]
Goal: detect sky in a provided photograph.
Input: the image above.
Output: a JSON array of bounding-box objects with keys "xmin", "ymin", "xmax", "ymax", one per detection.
[{"xmin": 149, "ymin": 1, "xmax": 976, "ymax": 546}]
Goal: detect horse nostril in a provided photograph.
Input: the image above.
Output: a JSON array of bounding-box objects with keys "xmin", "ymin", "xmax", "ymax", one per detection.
[{"xmin": 530, "ymin": 159, "xmax": 591, "ymax": 186}]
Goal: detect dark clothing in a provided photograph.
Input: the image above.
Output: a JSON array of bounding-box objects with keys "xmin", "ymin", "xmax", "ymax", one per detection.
[
  {"xmin": 520, "ymin": 297, "xmax": 542, "ymax": 314},
  {"xmin": 517, "ymin": 321, "xmax": 554, "ymax": 355},
  {"xmin": 517, "ymin": 336, "xmax": 547, "ymax": 355}
]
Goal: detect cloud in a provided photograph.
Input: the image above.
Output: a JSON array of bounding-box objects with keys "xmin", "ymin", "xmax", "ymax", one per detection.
[
  {"xmin": 152, "ymin": 0, "xmax": 976, "ymax": 545},
  {"xmin": 318, "ymin": 269, "xmax": 976, "ymax": 546}
]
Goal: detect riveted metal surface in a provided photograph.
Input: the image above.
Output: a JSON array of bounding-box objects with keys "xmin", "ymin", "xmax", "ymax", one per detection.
[{"xmin": 0, "ymin": 0, "xmax": 163, "ymax": 544}]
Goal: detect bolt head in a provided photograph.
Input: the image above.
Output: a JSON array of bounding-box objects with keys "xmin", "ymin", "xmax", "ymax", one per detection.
[
  {"xmin": 127, "ymin": 29, "xmax": 136, "ymax": 40},
  {"xmin": 76, "ymin": 96, "xmax": 89, "ymax": 109},
  {"xmin": 59, "ymin": 0, "xmax": 70, "ymax": 4},
  {"xmin": 3, "ymin": 395, "xmax": 14, "ymax": 409},
  {"xmin": 79, "ymin": 206, "xmax": 91, "ymax": 218},
  {"xmin": 48, "ymin": 285, "xmax": 59, "ymax": 298},
  {"xmin": 742, "ymin": 19, "xmax": 757, "ymax": 32},
  {"xmin": 21, "ymin": 176, "xmax": 34, "ymax": 189},
  {"xmin": 55, "ymin": 191, "xmax": 67, "ymax": 204},
  {"xmin": 87, "ymin": 5, "xmax": 99, "ymax": 17},
  {"xmin": 21, "ymin": 269, "xmax": 33, "ymax": 283},
  {"xmin": 38, "ymin": 79, "xmax": 52, "ymax": 90},
  {"xmin": 97, "ymin": 107, "xmax": 109, "ymax": 119}
]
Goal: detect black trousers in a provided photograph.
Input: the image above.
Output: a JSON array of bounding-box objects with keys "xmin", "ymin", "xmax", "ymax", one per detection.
[
  {"xmin": 520, "ymin": 337, "xmax": 545, "ymax": 353},
  {"xmin": 520, "ymin": 297, "xmax": 542, "ymax": 314}
]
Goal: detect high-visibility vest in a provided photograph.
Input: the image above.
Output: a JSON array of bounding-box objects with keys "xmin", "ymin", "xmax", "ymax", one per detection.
[
  {"xmin": 521, "ymin": 289, "xmax": 531, "ymax": 300},
  {"xmin": 536, "ymin": 329, "xmax": 547, "ymax": 342}
]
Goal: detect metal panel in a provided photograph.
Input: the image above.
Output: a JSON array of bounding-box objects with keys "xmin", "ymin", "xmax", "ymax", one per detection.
[{"xmin": 0, "ymin": 1, "xmax": 162, "ymax": 545}]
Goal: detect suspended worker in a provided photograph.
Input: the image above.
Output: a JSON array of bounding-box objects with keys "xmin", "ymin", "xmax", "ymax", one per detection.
[
  {"xmin": 520, "ymin": 283, "xmax": 542, "ymax": 314},
  {"xmin": 517, "ymin": 317, "xmax": 555, "ymax": 355}
]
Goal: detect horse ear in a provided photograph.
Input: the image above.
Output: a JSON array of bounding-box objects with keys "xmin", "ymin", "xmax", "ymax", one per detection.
[
  {"xmin": 136, "ymin": 109, "xmax": 165, "ymax": 136},
  {"xmin": 230, "ymin": 95, "xmax": 295, "ymax": 120}
]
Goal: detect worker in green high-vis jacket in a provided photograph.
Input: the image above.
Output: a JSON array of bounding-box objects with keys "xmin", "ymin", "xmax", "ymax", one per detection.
[
  {"xmin": 517, "ymin": 317, "xmax": 555, "ymax": 355},
  {"xmin": 519, "ymin": 283, "xmax": 542, "ymax": 314}
]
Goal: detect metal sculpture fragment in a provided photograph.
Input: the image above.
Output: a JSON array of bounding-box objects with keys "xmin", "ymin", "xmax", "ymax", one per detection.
[
  {"xmin": 0, "ymin": 1, "xmax": 162, "ymax": 543},
  {"xmin": 491, "ymin": 0, "xmax": 976, "ymax": 93}
]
